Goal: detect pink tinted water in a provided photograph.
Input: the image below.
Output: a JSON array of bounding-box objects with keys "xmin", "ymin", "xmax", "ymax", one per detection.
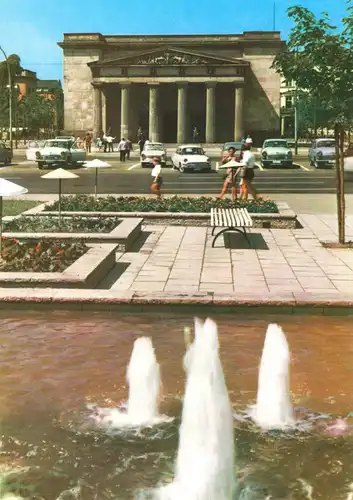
[{"xmin": 0, "ymin": 310, "xmax": 352, "ymax": 499}]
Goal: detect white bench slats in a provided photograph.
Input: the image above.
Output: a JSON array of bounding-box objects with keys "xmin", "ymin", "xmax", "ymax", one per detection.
[
  {"xmin": 241, "ymin": 208, "xmax": 253, "ymax": 227},
  {"xmin": 211, "ymin": 208, "xmax": 252, "ymax": 228},
  {"xmin": 229, "ymin": 209, "xmax": 236, "ymax": 227}
]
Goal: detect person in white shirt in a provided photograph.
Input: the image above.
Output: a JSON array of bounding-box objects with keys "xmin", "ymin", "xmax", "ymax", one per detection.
[
  {"xmin": 151, "ymin": 157, "xmax": 163, "ymax": 198},
  {"xmin": 245, "ymin": 134, "xmax": 253, "ymax": 145},
  {"xmin": 105, "ymin": 135, "xmax": 115, "ymax": 153},
  {"xmin": 117, "ymin": 138, "xmax": 128, "ymax": 162},
  {"xmin": 238, "ymin": 144, "xmax": 259, "ymax": 200}
]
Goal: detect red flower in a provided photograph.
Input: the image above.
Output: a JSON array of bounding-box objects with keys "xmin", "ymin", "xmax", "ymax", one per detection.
[
  {"xmin": 56, "ymin": 249, "xmax": 63, "ymax": 256},
  {"xmin": 35, "ymin": 243, "xmax": 41, "ymax": 253},
  {"xmin": 1, "ymin": 236, "xmax": 6, "ymax": 241}
]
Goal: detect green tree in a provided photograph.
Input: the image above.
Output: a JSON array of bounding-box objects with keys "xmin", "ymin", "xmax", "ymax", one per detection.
[
  {"xmin": 0, "ymin": 54, "xmax": 22, "ymax": 88},
  {"xmin": 273, "ymin": 2, "xmax": 353, "ymax": 243}
]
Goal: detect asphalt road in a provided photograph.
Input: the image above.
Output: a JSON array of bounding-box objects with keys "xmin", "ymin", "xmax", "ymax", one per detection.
[{"xmin": 1, "ymin": 154, "xmax": 351, "ymax": 195}]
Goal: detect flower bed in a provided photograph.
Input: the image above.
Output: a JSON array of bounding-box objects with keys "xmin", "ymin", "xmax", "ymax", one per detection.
[
  {"xmin": 44, "ymin": 195, "xmax": 279, "ymax": 214},
  {"xmin": 5, "ymin": 216, "xmax": 120, "ymax": 233},
  {"xmin": 0, "ymin": 237, "xmax": 88, "ymax": 272}
]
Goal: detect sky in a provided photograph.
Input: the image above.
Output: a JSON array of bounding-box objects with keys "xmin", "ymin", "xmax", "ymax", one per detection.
[{"xmin": 0, "ymin": 0, "xmax": 349, "ymax": 82}]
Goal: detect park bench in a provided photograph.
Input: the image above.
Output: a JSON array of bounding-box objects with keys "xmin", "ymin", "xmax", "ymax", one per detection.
[{"xmin": 210, "ymin": 207, "xmax": 253, "ymax": 248}]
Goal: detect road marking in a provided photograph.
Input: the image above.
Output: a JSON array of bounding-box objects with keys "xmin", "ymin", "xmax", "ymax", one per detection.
[
  {"xmin": 128, "ymin": 163, "xmax": 140, "ymax": 170},
  {"xmin": 295, "ymin": 163, "xmax": 310, "ymax": 171}
]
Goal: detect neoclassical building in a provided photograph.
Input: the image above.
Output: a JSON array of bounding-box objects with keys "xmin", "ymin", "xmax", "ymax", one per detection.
[{"xmin": 58, "ymin": 32, "xmax": 284, "ymax": 143}]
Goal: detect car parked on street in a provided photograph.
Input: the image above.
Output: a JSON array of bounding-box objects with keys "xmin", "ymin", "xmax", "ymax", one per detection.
[
  {"xmin": 308, "ymin": 138, "xmax": 336, "ymax": 168},
  {"xmin": 140, "ymin": 142, "xmax": 167, "ymax": 167},
  {"xmin": 0, "ymin": 142, "xmax": 12, "ymax": 165},
  {"xmin": 221, "ymin": 141, "xmax": 243, "ymax": 155},
  {"xmin": 172, "ymin": 145, "xmax": 211, "ymax": 173},
  {"xmin": 260, "ymin": 139, "xmax": 293, "ymax": 168},
  {"xmin": 26, "ymin": 140, "xmax": 46, "ymax": 161},
  {"xmin": 35, "ymin": 138, "xmax": 86, "ymax": 169}
]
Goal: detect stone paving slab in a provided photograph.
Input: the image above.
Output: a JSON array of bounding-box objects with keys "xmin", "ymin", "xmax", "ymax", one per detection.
[{"xmin": 109, "ymin": 215, "xmax": 353, "ymax": 300}]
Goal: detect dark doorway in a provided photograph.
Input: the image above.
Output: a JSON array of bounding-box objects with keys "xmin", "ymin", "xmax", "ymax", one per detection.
[
  {"xmin": 216, "ymin": 83, "xmax": 234, "ymax": 142},
  {"xmin": 133, "ymin": 84, "xmax": 149, "ymax": 140},
  {"xmin": 188, "ymin": 83, "xmax": 206, "ymax": 143},
  {"xmin": 160, "ymin": 83, "xmax": 177, "ymax": 143}
]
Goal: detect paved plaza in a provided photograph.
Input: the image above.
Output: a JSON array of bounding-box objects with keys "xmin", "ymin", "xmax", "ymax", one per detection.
[{"xmin": 111, "ymin": 214, "xmax": 353, "ymax": 297}]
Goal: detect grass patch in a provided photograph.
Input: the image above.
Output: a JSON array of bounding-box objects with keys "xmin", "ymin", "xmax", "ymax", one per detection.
[
  {"xmin": 44, "ymin": 195, "xmax": 279, "ymax": 214},
  {"xmin": 3, "ymin": 200, "xmax": 41, "ymax": 217}
]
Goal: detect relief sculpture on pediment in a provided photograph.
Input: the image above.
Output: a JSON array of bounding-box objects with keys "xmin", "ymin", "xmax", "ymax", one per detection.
[{"xmin": 135, "ymin": 52, "xmax": 212, "ymax": 65}]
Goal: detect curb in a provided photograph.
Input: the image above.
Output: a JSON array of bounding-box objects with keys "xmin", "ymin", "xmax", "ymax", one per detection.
[{"xmin": 0, "ymin": 290, "xmax": 352, "ymax": 313}]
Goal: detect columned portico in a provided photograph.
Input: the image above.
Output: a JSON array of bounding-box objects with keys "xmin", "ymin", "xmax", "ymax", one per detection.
[
  {"xmin": 234, "ymin": 85, "xmax": 245, "ymax": 141},
  {"xmin": 149, "ymin": 83, "xmax": 160, "ymax": 142},
  {"xmin": 177, "ymin": 82, "xmax": 187, "ymax": 144},
  {"xmin": 205, "ymin": 82, "xmax": 216, "ymax": 143},
  {"xmin": 120, "ymin": 83, "xmax": 131, "ymax": 139}
]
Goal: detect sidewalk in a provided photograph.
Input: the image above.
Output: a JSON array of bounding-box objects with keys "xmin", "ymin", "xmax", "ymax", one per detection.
[{"xmin": 108, "ymin": 215, "xmax": 353, "ymax": 297}]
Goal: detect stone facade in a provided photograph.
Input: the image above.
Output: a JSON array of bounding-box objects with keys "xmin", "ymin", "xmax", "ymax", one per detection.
[{"xmin": 58, "ymin": 32, "xmax": 284, "ymax": 143}]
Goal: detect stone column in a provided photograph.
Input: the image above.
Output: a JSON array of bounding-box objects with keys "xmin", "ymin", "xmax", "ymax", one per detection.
[
  {"xmin": 205, "ymin": 82, "xmax": 216, "ymax": 143},
  {"xmin": 93, "ymin": 85, "xmax": 102, "ymax": 138},
  {"xmin": 177, "ymin": 82, "xmax": 188, "ymax": 144},
  {"xmin": 281, "ymin": 116, "xmax": 285, "ymax": 136},
  {"xmin": 120, "ymin": 83, "xmax": 131, "ymax": 139},
  {"xmin": 102, "ymin": 87, "xmax": 107, "ymax": 133},
  {"xmin": 149, "ymin": 83, "xmax": 160, "ymax": 142},
  {"xmin": 234, "ymin": 85, "xmax": 245, "ymax": 141}
]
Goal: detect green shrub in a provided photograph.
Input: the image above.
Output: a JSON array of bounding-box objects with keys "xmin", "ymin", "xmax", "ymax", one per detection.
[
  {"xmin": 45, "ymin": 195, "xmax": 278, "ymax": 214},
  {"xmin": 5, "ymin": 216, "xmax": 120, "ymax": 233}
]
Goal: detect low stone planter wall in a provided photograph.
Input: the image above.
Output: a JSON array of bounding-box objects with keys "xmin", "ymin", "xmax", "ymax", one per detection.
[
  {"xmin": 0, "ymin": 244, "xmax": 116, "ymax": 289},
  {"xmin": 23, "ymin": 202, "xmax": 297, "ymax": 229},
  {"xmin": 4, "ymin": 216, "xmax": 143, "ymax": 251}
]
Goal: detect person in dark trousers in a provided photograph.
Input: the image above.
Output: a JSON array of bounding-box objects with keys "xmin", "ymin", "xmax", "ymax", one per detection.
[
  {"xmin": 138, "ymin": 134, "xmax": 146, "ymax": 154},
  {"xmin": 126, "ymin": 138, "xmax": 132, "ymax": 160},
  {"xmin": 118, "ymin": 138, "xmax": 127, "ymax": 162},
  {"xmin": 192, "ymin": 126, "xmax": 199, "ymax": 143}
]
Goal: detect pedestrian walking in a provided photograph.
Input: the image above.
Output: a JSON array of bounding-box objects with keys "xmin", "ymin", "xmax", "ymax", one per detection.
[
  {"xmin": 238, "ymin": 143, "xmax": 259, "ymax": 201},
  {"xmin": 192, "ymin": 126, "xmax": 199, "ymax": 143},
  {"xmin": 126, "ymin": 138, "xmax": 132, "ymax": 160},
  {"xmin": 84, "ymin": 132, "xmax": 92, "ymax": 153},
  {"xmin": 118, "ymin": 138, "xmax": 128, "ymax": 162},
  {"xmin": 151, "ymin": 157, "xmax": 163, "ymax": 198},
  {"xmin": 105, "ymin": 134, "xmax": 115, "ymax": 153},
  {"xmin": 138, "ymin": 134, "xmax": 146, "ymax": 154},
  {"xmin": 218, "ymin": 146, "xmax": 240, "ymax": 201},
  {"xmin": 245, "ymin": 134, "xmax": 253, "ymax": 146}
]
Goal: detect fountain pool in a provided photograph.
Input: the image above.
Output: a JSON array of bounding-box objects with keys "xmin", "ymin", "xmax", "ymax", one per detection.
[{"xmin": 0, "ymin": 310, "xmax": 353, "ymax": 499}]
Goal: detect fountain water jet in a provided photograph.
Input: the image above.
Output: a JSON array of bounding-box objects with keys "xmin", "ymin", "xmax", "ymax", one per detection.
[
  {"xmin": 91, "ymin": 337, "xmax": 172, "ymax": 428},
  {"xmin": 252, "ymin": 323, "xmax": 294, "ymax": 430},
  {"xmin": 156, "ymin": 318, "xmax": 236, "ymax": 500}
]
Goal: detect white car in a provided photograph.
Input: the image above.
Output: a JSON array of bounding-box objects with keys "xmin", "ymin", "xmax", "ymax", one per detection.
[
  {"xmin": 140, "ymin": 142, "xmax": 167, "ymax": 167},
  {"xmin": 35, "ymin": 138, "xmax": 86, "ymax": 170},
  {"xmin": 172, "ymin": 144, "xmax": 211, "ymax": 173},
  {"xmin": 26, "ymin": 140, "xmax": 46, "ymax": 161}
]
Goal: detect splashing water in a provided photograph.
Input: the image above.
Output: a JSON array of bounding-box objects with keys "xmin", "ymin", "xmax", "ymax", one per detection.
[
  {"xmin": 156, "ymin": 318, "xmax": 236, "ymax": 500},
  {"xmin": 251, "ymin": 324, "xmax": 294, "ymax": 430},
  {"xmin": 91, "ymin": 337, "xmax": 172, "ymax": 428}
]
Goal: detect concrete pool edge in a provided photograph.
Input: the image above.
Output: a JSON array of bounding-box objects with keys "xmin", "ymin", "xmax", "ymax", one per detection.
[{"xmin": 0, "ymin": 289, "xmax": 352, "ymax": 314}]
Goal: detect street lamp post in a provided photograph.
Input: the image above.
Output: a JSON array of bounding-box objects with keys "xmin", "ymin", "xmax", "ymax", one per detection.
[{"xmin": 0, "ymin": 46, "xmax": 13, "ymax": 152}]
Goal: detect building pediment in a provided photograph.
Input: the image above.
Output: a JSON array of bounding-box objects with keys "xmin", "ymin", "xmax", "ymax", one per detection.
[{"xmin": 89, "ymin": 47, "xmax": 249, "ymax": 67}]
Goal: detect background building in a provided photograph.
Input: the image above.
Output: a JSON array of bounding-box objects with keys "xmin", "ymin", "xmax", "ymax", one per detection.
[{"xmin": 58, "ymin": 31, "xmax": 284, "ymax": 143}]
